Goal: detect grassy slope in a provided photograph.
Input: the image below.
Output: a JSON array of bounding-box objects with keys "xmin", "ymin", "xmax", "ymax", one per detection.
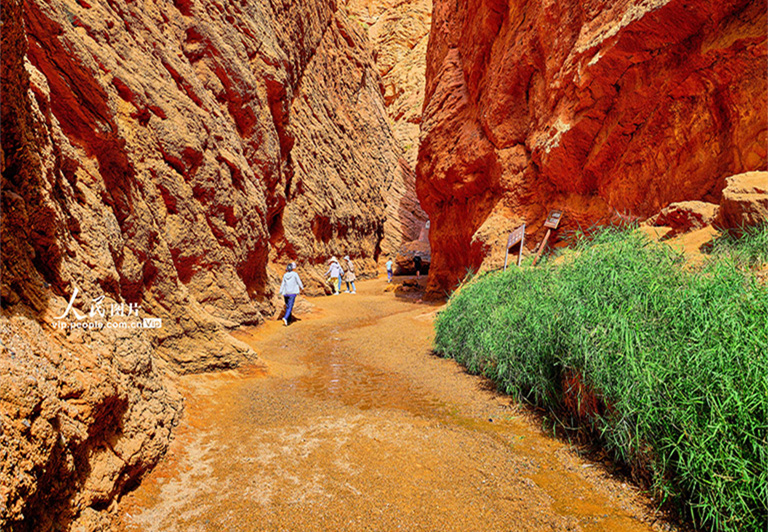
[{"xmin": 434, "ymin": 226, "xmax": 768, "ymax": 532}]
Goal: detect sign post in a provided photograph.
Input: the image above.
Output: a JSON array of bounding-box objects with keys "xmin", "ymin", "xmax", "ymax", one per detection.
[
  {"xmin": 533, "ymin": 210, "xmax": 563, "ymax": 266},
  {"xmin": 504, "ymin": 223, "xmax": 526, "ymax": 270}
]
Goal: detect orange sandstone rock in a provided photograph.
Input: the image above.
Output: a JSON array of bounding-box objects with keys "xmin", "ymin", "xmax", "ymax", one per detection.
[
  {"xmin": 715, "ymin": 171, "xmax": 768, "ymax": 229},
  {"xmin": 346, "ymin": 0, "xmax": 431, "ymax": 256},
  {"xmin": 4, "ymin": 0, "xmax": 404, "ymax": 365},
  {"xmin": 647, "ymin": 201, "xmax": 720, "ymax": 235}
]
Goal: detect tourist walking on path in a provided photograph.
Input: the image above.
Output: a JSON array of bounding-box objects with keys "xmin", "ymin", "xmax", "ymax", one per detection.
[
  {"xmin": 279, "ymin": 263, "xmax": 303, "ymax": 326},
  {"xmin": 413, "ymin": 254, "xmax": 422, "ymax": 280},
  {"xmin": 343, "ymin": 255, "xmax": 357, "ymax": 293},
  {"xmin": 386, "ymin": 257, "xmax": 394, "ymax": 283},
  {"xmin": 325, "ymin": 257, "xmax": 343, "ymax": 295}
]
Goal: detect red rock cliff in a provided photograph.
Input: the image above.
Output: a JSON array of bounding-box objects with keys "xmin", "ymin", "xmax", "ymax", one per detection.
[
  {"xmin": 1, "ymin": 0, "xmax": 403, "ymax": 528},
  {"xmin": 418, "ymin": 0, "xmax": 768, "ymax": 296}
]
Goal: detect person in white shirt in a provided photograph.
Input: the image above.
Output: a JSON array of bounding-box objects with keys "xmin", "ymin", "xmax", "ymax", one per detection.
[
  {"xmin": 325, "ymin": 257, "xmax": 344, "ymax": 295},
  {"xmin": 279, "ymin": 262, "xmax": 304, "ymax": 326},
  {"xmin": 385, "ymin": 257, "xmax": 394, "ymax": 283}
]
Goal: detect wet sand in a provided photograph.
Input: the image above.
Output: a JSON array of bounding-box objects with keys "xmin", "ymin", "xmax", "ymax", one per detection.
[{"xmin": 117, "ymin": 277, "xmax": 676, "ymax": 531}]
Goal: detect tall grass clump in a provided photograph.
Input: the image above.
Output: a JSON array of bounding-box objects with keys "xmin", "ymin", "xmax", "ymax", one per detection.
[
  {"xmin": 434, "ymin": 226, "xmax": 768, "ymax": 531},
  {"xmin": 708, "ymin": 223, "xmax": 768, "ymax": 269}
]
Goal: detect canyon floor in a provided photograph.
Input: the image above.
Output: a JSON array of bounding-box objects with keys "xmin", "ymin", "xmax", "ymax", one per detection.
[{"xmin": 115, "ymin": 276, "xmax": 678, "ymax": 532}]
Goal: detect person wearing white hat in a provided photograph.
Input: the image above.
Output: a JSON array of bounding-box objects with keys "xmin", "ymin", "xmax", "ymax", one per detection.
[{"xmin": 325, "ymin": 257, "xmax": 343, "ymax": 295}]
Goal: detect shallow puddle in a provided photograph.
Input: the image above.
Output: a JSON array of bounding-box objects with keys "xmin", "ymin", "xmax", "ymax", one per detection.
[
  {"xmin": 117, "ymin": 279, "xmax": 674, "ymax": 532},
  {"xmin": 295, "ymin": 354, "xmax": 446, "ymax": 416}
]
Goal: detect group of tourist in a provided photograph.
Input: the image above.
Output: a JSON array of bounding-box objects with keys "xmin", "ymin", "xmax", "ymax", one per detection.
[
  {"xmin": 325, "ymin": 256, "xmax": 357, "ymax": 295},
  {"xmin": 277, "ymin": 255, "xmax": 358, "ymax": 327},
  {"xmin": 278, "ymin": 254, "xmax": 422, "ymax": 326}
]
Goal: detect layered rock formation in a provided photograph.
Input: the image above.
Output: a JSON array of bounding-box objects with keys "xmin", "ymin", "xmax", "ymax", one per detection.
[
  {"xmin": 4, "ymin": 0, "xmax": 405, "ymax": 361},
  {"xmin": 347, "ymin": 0, "xmax": 432, "ymax": 167},
  {"xmin": 346, "ymin": 0, "xmax": 431, "ymax": 256},
  {"xmin": 1, "ymin": 0, "xmax": 405, "ymax": 528},
  {"xmin": 418, "ymin": 0, "xmax": 768, "ymax": 295},
  {"xmin": 0, "ymin": 311, "xmax": 183, "ymax": 532},
  {"xmin": 2, "ymin": 3, "xmax": 184, "ymax": 529}
]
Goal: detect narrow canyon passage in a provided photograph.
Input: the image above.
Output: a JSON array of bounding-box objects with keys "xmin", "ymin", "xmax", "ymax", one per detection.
[{"xmin": 116, "ymin": 278, "xmax": 672, "ymax": 532}]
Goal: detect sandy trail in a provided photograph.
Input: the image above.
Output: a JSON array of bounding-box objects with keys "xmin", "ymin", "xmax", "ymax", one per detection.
[{"xmin": 117, "ymin": 277, "xmax": 675, "ymax": 531}]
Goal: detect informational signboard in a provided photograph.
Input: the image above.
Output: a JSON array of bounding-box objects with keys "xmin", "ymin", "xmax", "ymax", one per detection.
[
  {"xmin": 543, "ymin": 209, "xmax": 563, "ymax": 230},
  {"xmin": 504, "ymin": 223, "xmax": 526, "ymax": 270},
  {"xmin": 534, "ymin": 209, "xmax": 564, "ymax": 266},
  {"xmin": 507, "ymin": 224, "xmax": 525, "ymax": 249}
]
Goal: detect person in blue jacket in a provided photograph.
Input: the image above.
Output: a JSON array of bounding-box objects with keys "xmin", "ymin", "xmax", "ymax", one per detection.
[{"xmin": 279, "ymin": 262, "xmax": 304, "ymax": 326}]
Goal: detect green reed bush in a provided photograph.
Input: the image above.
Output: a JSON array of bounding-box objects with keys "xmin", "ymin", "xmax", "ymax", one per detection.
[
  {"xmin": 434, "ymin": 227, "xmax": 768, "ymax": 532},
  {"xmin": 708, "ymin": 224, "xmax": 768, "ymax": 269}
]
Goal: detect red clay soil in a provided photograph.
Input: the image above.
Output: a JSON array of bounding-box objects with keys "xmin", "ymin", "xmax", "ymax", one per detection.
[{"xmin": 116, "ymin": 276, "xmax": 679, "ymax": 531}]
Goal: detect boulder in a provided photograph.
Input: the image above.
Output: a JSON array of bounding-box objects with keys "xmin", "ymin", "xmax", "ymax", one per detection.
[
  {"xmin": 647, "ymin": 201, "xmax": 720, "ymax": 234},
  {"xmin": 716, "ymin": 172, "xmax": 768, "ymax": 230}
]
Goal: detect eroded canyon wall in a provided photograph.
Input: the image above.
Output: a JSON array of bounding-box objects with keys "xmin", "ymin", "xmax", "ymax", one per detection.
[
  {"xmin": 347, "ymin": 0, "xmax": 431, "ymax": 256},
  {"xmin": 1, "ymin": 0, "xmax": 403, "ymax": 528},
  {"xmin": 418, "ymin": 0, "xmax": 768, "ymax": 296}
]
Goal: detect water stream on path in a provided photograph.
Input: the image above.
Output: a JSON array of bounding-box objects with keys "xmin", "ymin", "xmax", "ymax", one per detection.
[{"xmin": 117, "ymin": 279, "xmax": 675, "ymax": 532}]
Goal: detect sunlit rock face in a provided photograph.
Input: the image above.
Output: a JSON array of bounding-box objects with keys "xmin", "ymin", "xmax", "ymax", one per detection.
[
  {"xmin": 346, "ymin": 0, "xmax": 431, "ymax": 256},
  {"xmin": 715, "ymin": 171, "xmax": 768, "ymax": 230},
  {"xmin": 417, "ymin": 0, "xmax": 768, "ymax": 296},
  {"xmin": 2, "ymin": 0, "xmax": 405, "ymax": 365},
  {"xmin": 1, "ymin": 0, "xmax": 403, "ymax": 527}
]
